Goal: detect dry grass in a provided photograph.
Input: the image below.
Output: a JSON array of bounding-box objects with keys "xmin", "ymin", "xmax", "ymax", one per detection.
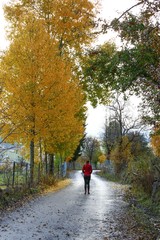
[{"xmin": 42, "ymin": 178, "xmax": 72, "ymax": 195}]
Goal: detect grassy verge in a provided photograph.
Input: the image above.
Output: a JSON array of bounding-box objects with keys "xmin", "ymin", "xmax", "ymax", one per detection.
[
  {"xmin": 125, "ymin": 185, "xmax": 160, "ymax": 217},
  {"xmin": 0, "ymin": 178, "xmax": 71, "ymax": 213},
  {"xmin": 96, "ymin": 171, "xmax": 121, "ymax": 182},
  {"xmin": 98, "ymin": 170, "xmax": 160, "ymax": 237}
]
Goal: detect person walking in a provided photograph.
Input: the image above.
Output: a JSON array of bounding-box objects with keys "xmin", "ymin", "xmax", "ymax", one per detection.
[{"xmin": 82, "ymin": 160, "xmax": 92, "ymax": 194}]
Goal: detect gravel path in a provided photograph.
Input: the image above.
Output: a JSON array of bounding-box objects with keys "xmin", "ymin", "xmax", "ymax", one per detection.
[{"xmin": 0, "ymin": 171, "xmax": 158, "ymax": 240}]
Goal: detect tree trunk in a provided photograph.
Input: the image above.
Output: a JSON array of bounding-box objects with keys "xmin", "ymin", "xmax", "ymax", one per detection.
[
  {"xmin": 30, "ymin": 140, "xmax": 34, "ymax": 185},
  {"xmin": 49, "ymin": 154, "xmax": 54, "ymax": 175},
  {"xmin": 39, "ymin": 139, "xmax": 43, "ymax": 168},
  {"xmin": 44, "ymin": 151, "xmax": 48, "ymax": 174}
]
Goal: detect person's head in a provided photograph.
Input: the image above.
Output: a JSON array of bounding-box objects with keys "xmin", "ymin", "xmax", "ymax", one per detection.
[{"xmin": 86, "ymin": 160, "xmax": 90, "ymax": 164}]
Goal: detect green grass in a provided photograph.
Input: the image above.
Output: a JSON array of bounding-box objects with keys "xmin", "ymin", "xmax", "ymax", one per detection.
[
  {"xmin": 97, "ymin": 171, "xmax": 120, "ymax": 182},
  {"xmin": 125, "ymin": 185, "xmax": 160, "ymax": 218},
  {"xmin": 98, "ymin": 170, "xmax": 160, "ymax": 217}
]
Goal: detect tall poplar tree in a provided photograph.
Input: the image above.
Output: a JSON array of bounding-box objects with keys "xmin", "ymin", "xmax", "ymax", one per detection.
[
  {"xmin": 4, "ymin": 0, "xmax": 96, "ymax": 56},
  {"xmin": 1, "ymin": 0, "xmax": 96, "ymax": 183}
]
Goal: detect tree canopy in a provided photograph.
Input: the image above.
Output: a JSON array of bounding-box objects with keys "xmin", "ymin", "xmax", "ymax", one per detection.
[
  {"xmin": 82, "ymin": 0, "xmax": 160, "ymax": 123},
  {"xmin": 0, "ymin": 0, "xmax": 97, "ymax": 182}
]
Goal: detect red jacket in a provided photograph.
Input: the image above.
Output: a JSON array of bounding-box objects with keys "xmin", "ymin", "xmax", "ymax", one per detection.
[{"xmin": 82, "ymin": 162, "xmax": 92, "ymax": 176}]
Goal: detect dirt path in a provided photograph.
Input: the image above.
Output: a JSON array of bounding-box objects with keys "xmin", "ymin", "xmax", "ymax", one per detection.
[{"xmin": 0, "ymin": 171, "xmax": 158, "ymax": 240}]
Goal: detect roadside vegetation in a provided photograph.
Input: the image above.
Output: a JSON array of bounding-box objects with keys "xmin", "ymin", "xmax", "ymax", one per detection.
[{"xmin": 0, "ymin": 176, "xmax": 71, "ymax": 213}]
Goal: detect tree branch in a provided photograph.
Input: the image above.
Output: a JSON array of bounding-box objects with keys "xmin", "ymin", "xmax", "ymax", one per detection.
[{"xmin": 115, "ymin": 1, "xmax": 144, "ymax": 22}]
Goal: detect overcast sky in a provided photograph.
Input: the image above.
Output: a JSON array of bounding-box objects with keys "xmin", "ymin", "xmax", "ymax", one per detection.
[{"xmin": 0, "ymin": 0, "xmax": 138, "ymax": 138}]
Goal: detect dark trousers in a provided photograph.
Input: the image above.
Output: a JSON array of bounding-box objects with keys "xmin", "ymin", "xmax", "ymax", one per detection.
[{"xmin": 84, "ymin": 175, "xmax": 91, "ymax": 193}]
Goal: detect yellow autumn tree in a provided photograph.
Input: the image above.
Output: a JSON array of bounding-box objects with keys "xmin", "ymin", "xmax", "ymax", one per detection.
[
  {"xmin": 0, "ymin": 15, "xmax": 86, "ymax": 182},
  {"xmin": 98, "ymin": 154, "xmax": 106, "ymax": 164},
  {"xmin": 4, "ymin": 0, "xmax": 96, "ymax": 56},
  {"xmin": 1, "ymin": 0, "xmax": 97, "ymax": 182},
  {"xmin": 151, "ymin": 126, "xmax": 160, "ymax": 157},
  {"xmin": 42, "ymin": 75, "xmax": 86, "ymax": 160},
  {"xmin": 110, "ymin": 136, "xmax": 133, "ymax": 174}
]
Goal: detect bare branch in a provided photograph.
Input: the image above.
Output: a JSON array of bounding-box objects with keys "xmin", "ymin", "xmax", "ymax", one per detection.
[{"xmin": 115, "ymin": 1, "xmax": 144, "ymax": 22}]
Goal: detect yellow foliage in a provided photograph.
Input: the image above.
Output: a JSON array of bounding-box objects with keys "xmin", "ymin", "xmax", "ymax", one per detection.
[
  {"xmin": 4, "ymin": 0, "xmax": 96, "ymax": 54},
  {"xmin": 65, "ymin": 156, "xmax": 72, "ymax": 162},
  {"xmin": 0, "ymin": 14, "xmax": 86, "ymax": 160},
  {"xmin": 110, "ymin": 136, "xmax": 133, "ymax": 165},
  {"xmin": 98, "ymin": 154, "xmax": 106, "ymax": 163},
  {"xmin": 0, "ymin": 0, "xmax": 97, "ymax": 167},
  {"xmin": 50, "ymin": 0, "xmax": 95, "ymax": 46},
  {"xmin": 151, "ymin": 126, "xmax": 160, "ymax": 157}
]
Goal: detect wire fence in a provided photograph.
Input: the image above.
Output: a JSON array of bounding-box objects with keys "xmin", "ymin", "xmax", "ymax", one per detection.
[{"xmin": 0, "ymin": 161, "xmax": 61, "ymax": 189}]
